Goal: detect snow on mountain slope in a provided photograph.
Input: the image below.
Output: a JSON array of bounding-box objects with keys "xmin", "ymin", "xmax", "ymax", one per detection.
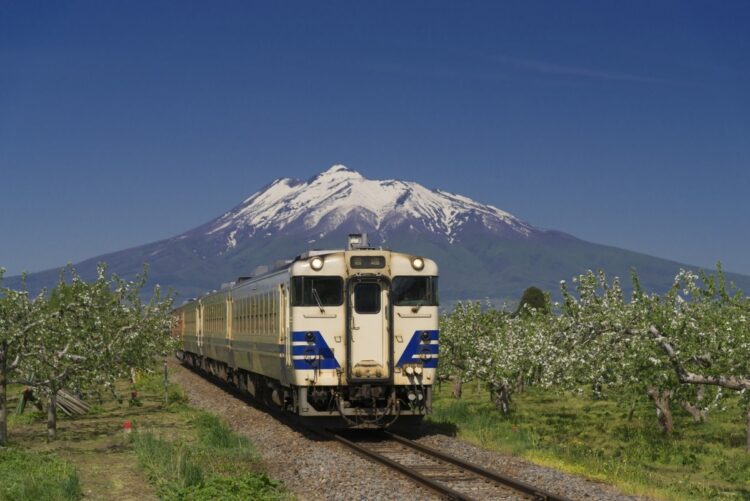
[{"xmin": 204, "ymin": 165, "xmax": 534, "ymax": 248}]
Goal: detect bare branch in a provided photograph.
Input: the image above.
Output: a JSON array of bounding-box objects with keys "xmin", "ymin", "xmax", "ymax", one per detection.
[{"xmin": 649, "ymin": 325, "xmax": 750, "ymax": 391}]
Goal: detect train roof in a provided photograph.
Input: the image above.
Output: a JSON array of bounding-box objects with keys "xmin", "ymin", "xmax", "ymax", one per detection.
[{"xmin": 172, "ymin": 234, "xmax": 437, "ymax": 312}]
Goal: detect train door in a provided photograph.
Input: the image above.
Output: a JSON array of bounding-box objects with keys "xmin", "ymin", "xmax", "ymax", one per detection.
[
  {"xmin": 347, "ymin": 278, "xmax": 390, "ymax": 381},
  {"xmin": 280, "ymin": 284, "xmax": 291, "ymax": 386},
  {"xmin": 197, "ymin": 305, "xmax": 204, "ymax": 356}
]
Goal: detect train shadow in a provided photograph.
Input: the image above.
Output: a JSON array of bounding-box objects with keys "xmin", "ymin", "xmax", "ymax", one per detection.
[{"xmin": 391, "ymin": 420, "xmax": 458, "ymax": 439}]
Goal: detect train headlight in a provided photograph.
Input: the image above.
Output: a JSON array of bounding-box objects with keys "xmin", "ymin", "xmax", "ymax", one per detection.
[
  {"xmin": 310, "ymin": 256, "xmax": 324, "ymax": 271},
  {"xmin": 411, "ymin": 257, "xmax": 424, "ymax": 271}
]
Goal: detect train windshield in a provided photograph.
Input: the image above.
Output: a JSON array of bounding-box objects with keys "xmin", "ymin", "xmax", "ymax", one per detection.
[
  {"xmin": 291, "ymin": 277, "xmax": 344, "ymax": 307},
  {"xmin": 391, "ymin": 276, "xmax": 438, "ymax": 306}
]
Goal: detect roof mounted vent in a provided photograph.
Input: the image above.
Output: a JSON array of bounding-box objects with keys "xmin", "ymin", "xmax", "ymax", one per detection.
[{"xmin": 348, "ymin": 233, "xmax": 369, "ymax": 250}]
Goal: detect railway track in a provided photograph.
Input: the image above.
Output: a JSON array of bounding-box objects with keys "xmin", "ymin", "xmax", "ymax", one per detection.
[
  {"xmin": 326, "ymin": 429, "xmax": 573, "ymax": 501},
  {"xmin": 181, "ymin": 362, "xmax": 573, "ymax": 501}
]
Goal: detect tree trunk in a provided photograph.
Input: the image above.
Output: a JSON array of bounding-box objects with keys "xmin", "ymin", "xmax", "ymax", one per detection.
[
  {"xmin": 680, "ymin": 385, "xmax": 708, "ymax": 423},
  {"xmin": 514, "ymin": 373, "xmax": 525, "ymax": 393},
  {"xmin": 47, "ymin": 391, "xmax": 58, "ymax": 441},
  {"xmin": 0, "ymin": 354, "xmax": 7, "ymax": 446},
  {"xmin": 627, "ymin": 402, "xmax": 637, "ymax": 422},
  {"xmin": 491, "ymin": 383, "xmax": 511, "ymax": 414},
  {"xmin": 452, "ymin": 374, "xmax": 462, "ymax": 399},
  {"xmin": 680, "ymin": 401, "xmax": 708, "ymax": 423},
  {"xmin": 646, "ymin": 387, "xmax": 674, "ymax": 434}
]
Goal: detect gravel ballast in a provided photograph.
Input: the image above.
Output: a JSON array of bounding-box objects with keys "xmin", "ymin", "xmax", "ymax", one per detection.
[{"xmin": 171, "ymin": 363, "xmax": 643, "ymax": 500}]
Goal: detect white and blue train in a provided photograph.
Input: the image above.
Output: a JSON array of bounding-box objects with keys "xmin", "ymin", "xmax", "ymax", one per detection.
[{"xmin": 172, "ymin": 234, "xmax": 439, "ymax": 427}]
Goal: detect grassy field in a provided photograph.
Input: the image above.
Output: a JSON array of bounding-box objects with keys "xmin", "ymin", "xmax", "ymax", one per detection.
[
  {"xmin": 427, "ymin": 382, "xmax": 750, "ymax": 500},
  {"xmin": 0, "ymin": 366, "xmax": 288, "ymax": 501},
  {"xmin": 0, "ymin": 447, "xmax": 81, "ymax": 500}
]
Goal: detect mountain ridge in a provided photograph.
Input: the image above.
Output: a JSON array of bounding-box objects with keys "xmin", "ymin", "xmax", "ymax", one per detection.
[
  {"xmin": 6, "ymin": 165, "xmax": 750, "ymax": 303},
  {"xmin": 197, "ymin": 164, "xmax": 536, "ymax": 249}
]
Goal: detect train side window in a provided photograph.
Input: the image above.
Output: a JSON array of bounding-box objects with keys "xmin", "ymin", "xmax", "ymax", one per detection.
[
  {"xmin": 252, "ymin": 296, "xmax": 256, "ymax": 333},
  {"xmin": 268, "ymin": 292, "xmax": 273, "ymax": 334},
  {"xmin": 275, "ymin": 292, "xmax": 279, "ymax": 334},
  {"xmin": 252, "ymin": 295, "xmax": 257, "ymax": 335},
  {"xmin": 263, "ymin": 293, "xmax": 268, "ymax": 334}
]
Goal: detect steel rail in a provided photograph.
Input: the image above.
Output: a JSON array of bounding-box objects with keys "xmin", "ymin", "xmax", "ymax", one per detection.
[
  {"xmin": 385, "ymin": 431, "xmax": 574, "ymax": 501},
  {"xmin": 326, "ymin": 429, "xmax": 478, "ymax": 501}
]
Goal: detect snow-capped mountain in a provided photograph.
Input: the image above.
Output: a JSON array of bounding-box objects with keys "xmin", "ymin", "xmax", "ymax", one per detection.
[
  {"xmin": 9, "ymin": 165, "xmax": 750, "ymax": 302},
  {"xmin": 199, "ymin": 164, "xmax": 535, "ymax": 250}
]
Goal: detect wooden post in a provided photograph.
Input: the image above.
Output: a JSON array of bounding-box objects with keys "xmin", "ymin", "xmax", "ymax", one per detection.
[
  {"xmin": 163, "ymin": 361, "xmax": 169, "ymax": 405},
  {"xmin": 47, "ymin": 391, "xmax": 58, "ymax": 441},
  {"xmin": 0, "ymin": 357, "xmax": 7, "ymax": 446}
]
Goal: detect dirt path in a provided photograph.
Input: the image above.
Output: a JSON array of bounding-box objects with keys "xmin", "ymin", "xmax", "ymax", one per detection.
[{"xmin": 61, "ymin": 443, "xmax": 158, "ymax": 501}]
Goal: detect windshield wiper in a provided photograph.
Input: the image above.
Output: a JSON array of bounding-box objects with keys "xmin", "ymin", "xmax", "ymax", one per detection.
[
  {"xmin": 312, "ymin": 288, "xmax": 325, "ymax": 313},
  {"xmin": 411, "ymin": 301, "xmax": 424, "ymax": 313}
]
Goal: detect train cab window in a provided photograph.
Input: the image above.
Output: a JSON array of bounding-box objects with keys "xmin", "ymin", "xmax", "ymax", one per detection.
[
  {"xmin": 391, "ymin": 276, "xmax": 439, "ymax": 306},
  {"xmin": 354, "ymin": 283, "xmax": 381, "ymax": 314},
  {"xmin": 291, "ymin": 277, "xmax": 344, "ymax": 307}
]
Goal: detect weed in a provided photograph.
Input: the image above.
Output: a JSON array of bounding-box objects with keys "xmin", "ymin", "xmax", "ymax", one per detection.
[
  {"xmin": 132, "ymin": 410, "xmax": 286, "ymax": 500},
  {"xmin": 0, "ymin": 448, "xmax": 82, "ymax": 501},
  {"xmin": 175, "ymin": 473, "xmax": 282, "ymax": 501},
  {"xmin": 194, "ymin": 413, "xmax": 251, "ymax": 450}
]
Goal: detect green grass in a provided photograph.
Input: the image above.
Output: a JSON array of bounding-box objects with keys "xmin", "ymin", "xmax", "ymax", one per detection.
[
  {"xmin": 427, "ymin": 383, "xmax": 750, "ymax": 500},
  {"xmin": 134, "ymin": 370, "xmax": 189, "ymax": 407},
  {"xmin": 132, "ymin": 410, "xmax": 287, "ymax": 501},
  {"xmin": 3, "ymin": 363, "xmax": 287, "ymax": 500},
  {"xmin": 0, "ymin": 448, "xmax": 81, "ymax": 501}
]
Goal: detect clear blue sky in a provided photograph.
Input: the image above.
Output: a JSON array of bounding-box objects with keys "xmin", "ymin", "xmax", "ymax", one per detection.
[{"xmin": 1, "ymin": 1, "xmax": 748, "ymax": 276}]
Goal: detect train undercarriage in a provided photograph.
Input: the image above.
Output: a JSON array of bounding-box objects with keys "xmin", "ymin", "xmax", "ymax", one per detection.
[{"xmin": 177, "ymin": 350, "xmax": 430, "ymax": 428}]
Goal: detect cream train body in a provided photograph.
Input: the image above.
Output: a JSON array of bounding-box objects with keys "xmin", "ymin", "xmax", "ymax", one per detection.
[{"xmin": 173, "ymin": 234, "xmax": 438, "ymax": 427}]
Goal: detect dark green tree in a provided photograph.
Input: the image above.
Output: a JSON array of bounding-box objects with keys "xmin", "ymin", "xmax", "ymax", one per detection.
[{"xmin": 513, "ymin": 286, "xmax": 550, "ymax": 317}]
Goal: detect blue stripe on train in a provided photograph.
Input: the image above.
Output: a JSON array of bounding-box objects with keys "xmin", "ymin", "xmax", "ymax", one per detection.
[
  {"xmin": 290, "ymin": 331, "xmax": 340, "ymax": 370},
  {"xmin": 396, "ymin": 330, "xmax": 439, "ymax": 369}
]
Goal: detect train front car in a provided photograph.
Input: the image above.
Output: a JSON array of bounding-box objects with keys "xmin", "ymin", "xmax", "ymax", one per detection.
[{"xmin": 290, "ymin": 235, "xmax": 438, "ymax": 427}]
